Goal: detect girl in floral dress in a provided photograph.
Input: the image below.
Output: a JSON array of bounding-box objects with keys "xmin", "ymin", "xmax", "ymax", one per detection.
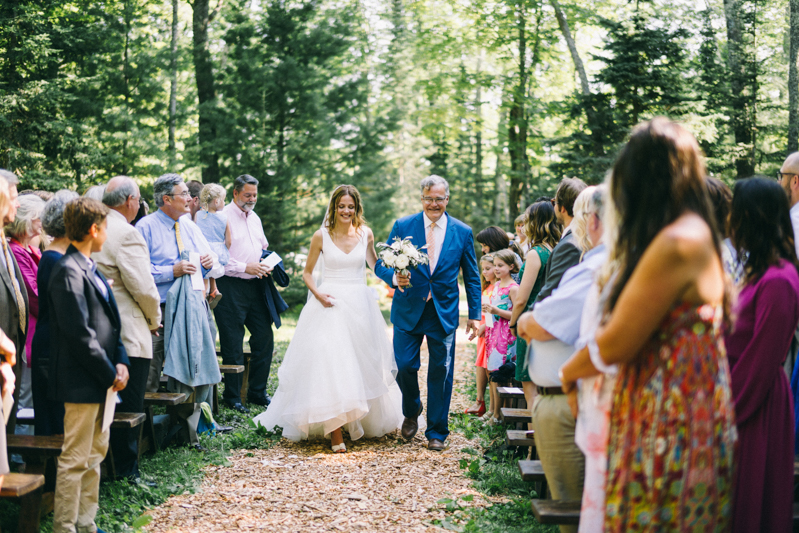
[
  {"xmin": 465, "ymin": 254, "xmax": 496, "ymax": 417},
  {"xmin": 482, "ymin": 249, "xmax": 519, "ymax": 424}
]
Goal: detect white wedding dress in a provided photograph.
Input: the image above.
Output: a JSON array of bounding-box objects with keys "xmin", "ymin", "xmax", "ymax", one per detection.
[{"xmin": 253, "ymin": 227, "xmax": 404, "ymax": 441}]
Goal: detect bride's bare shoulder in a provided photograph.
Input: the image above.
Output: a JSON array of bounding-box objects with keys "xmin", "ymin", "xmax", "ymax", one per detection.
[{"xmin": 310, "ymin": 229, "xmax": 325, "ymax": 247}]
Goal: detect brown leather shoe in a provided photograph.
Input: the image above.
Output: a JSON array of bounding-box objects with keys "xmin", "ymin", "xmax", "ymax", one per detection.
[
  {"xmin": 400, "ymin": 404, "xmax": 423, "ymax": 440},
  {"xmin": 427, "ymin": 438, "xmax": 446, "ymax": 452}
]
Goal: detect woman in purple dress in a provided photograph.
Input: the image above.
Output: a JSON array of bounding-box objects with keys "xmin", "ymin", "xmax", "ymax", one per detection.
[{"xmin": 725, "ymin": 176, "xmax": 799, "ymax": 533}]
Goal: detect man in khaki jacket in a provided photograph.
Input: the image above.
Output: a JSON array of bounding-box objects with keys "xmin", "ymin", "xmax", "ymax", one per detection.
[{"xmin": 94, "ymin": 175, "xmax": 161, "ymax": 480}]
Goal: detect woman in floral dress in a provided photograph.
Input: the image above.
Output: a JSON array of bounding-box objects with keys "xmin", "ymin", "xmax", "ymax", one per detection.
[{"xmin": 559, "ymin": 118, "xmax": 737, "ymax": 531}]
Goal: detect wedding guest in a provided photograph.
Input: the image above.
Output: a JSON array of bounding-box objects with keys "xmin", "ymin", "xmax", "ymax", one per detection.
[
  {"xmin": 533, "ymin": 177, "xmax": 586, "ymax": 303},
  {"xmin": 50, "ymin": 198, "xmax": 130, "ymax": 533},
  {"xmin": 558, "ymin": 118, "xmax": 736, "ymax": 531},
  {"xmin": 471, "ymin": 225, "xmax": 515, "ymax": 410},
  {"xmin": 725, "ymin": 177, "xmax": 798, "ymax": 533},
  {"xmin": 31, "ymin": 190, "xmax": 78, "ymax": 436},
  {"xmin": 82, "ymin": 185, "xmax": 106, "ymax": 202},
  {"xmin": 465, "ymin": 254, "xmax": 495, "ymax": 417},
  {"xmin": 0, "ymin": 169, "xmax": 28, "ymax": 433},
  {"xmin": 517, "ymin": 186, "xmax": 604, "ymax": 533},
  {"xmin": 552, "ymin": 186, "xmax": 612, "ymax": 533},
  {"xmin": 195, "ymin": 183, "xmax": 230, "ymax": 306},
  {"xmin": 0, "ymin": 176, "xmax": 16, "ymax": 490},
  {"xmin": 214, "ymin": 174, "xmax": 275, "ymax": 413},
  {"xmin": 779, "ymin": 151, "xmax": 799, "ymax": 257},
  {"xmin": 96, "ymin": 176, "xmax": 162, "ymax": 480},
  {"xmin": 482, "ymin": 249, "xmax": 519, "ymax": 425},
  {"xmin": 508, "ymin": 201, "xmax": 560, "ymax": 417},
  {"xmin": 187, "ymin": 180, "xmax": 204, "ymax": 221},
  {"xmin": 706, "ymin": 177, "xmax": 741, "ymax": 285},
  {"xmin": 136, "ymin": 174, "xmax": 221, "ymax": 452},
  {"xmin": 514, "ymin": 213, "xmax": 529, "ymax": 254},
  {"xmin": 19, "ymin": 190, "xmax": 52, "ymax": 251},
  {"xmin": 5, "ymin": 194, "xmax": 45, "ymax": 414}
]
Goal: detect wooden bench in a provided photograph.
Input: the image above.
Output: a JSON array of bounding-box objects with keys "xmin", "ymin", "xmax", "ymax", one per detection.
[
  {"xmin": 217, "ymin": 349, "xmax": 252, "ymax": 404},
  {"xmin": 531, "ymin": 499, "xmax": 581, "ymax": 525},
  {"xmin": 105, "ymin": 412, "xmax": 146, "ymax": 480},
  {"xmin": 214, "ymin": 364, "xmax": 245, "ymax": 414},
  {"xmin": 506, "ymin": 429, "xmax": 535, "ymax": 448},
  {"xmin": 500, "ymin": 407, "xmax": 531, "ymax": 424},
  {"xmin": 498, "ymin": 386, "xmax": 525, "ymax": 400},
  {"xmin": 518, "ymin": 460, "xmax": 546, "ymax": 483},
  {"xmin": 143, "ymin": 392, "xmax": 188, "ymax": 452},
  {"xmin": 0, "ymin": 473, "xmax": 45, "ymax": 532}
]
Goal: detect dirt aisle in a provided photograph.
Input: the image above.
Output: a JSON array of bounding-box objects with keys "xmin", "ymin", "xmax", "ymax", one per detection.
[{"xmin": 145, "ymin": 328, "xmax": 496, "ymax": 532}]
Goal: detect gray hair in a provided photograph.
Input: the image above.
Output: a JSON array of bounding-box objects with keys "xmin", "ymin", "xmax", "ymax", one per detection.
[
  {"xmin": 153, "ymin": 173, "xmax": 184, "ymax": 207},
  {"xmin": 83, "ymin": 185, "xmax": 106, "ymax": 202},
  {"xmin": 0, "ymin": 169, "xmax": 19, "ymax": 185},
  {"xmin": 103, "ymin": 177, "xmax": 139, "ymax": 207},
  {"xmin": 42, "ymin": 190, "xmax": 79, "ymax": 238},
  {"xmin": 5, "ymin": 194, "xmax": 45, "ymax": 239},
  {"xmin": 420, "ymin": 175, "xmax": 450, "ymax": 196},
  {"xmin": 233, "ymin": 174, "xmax": 259, "ymax": 193}
]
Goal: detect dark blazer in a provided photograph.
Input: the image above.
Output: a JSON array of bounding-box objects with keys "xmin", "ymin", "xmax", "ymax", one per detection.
[
  {"xmin": 0, "ymin": 241, "xmax": 29, "ymax": 365},
  {"xmin": 260, "ymin": 250, "xmax": 290, "ymax": 329},
  {"xmin": 534, "ymin": 228, "xmax": 581, "ymax": 304},
  {"xmin": 48, "ymin": 245, "xmax": 130, "ymax": 404}
]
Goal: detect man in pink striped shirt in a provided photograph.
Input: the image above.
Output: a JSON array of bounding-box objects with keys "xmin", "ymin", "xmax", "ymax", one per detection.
[{"xmin": 213, "ymin": 175, "xmax": 274, "ymax": 413}]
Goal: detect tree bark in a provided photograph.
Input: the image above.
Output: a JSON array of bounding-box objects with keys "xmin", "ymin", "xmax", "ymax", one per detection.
[
  {"xmin": 789, "ymin": 0, "xmax": 799, "ymax": 154},
  {"xmin": 169, "ymin": 0, "xmax": 178, "ymax": 165},
  {"xmin": 507, "ymin": 0, "xmax": 528, "ymax": 222},
  {"xmin": 723, "ymin": 0, "xmax": 755, "ymax": 178},
  {"xmin": 474, "ymin": 53, "xmax": 484, "ymax": 216},
  {"xmin": 191, "ymin": 0, "xmax": 220, "ymax": 182}
]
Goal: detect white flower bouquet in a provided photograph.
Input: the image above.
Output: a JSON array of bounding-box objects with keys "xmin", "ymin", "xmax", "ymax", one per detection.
[{"xmin": 377, "ymin": 236, "xmax": 429, "ymax": 288}]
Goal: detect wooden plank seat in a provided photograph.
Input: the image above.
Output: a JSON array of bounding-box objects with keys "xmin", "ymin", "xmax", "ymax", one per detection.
[
  {"xmin": 518, "ymin": 460, "xmax": 546, "ymax": 483},
  {"xmin": 531, "ymin": 499, "xmax": 581, "ymax": 525},
  {"xmin": 0, "ymin": 473, "xmax": 46, "ymax": 533},
  {"xmin": 500, "ymin": 407, "xmax": 531, "ymax": 424},
  {"xmin": 143, "ymin": 392, "xmax": 189, "ymax": 454},
  {"xmin": 506, "ymin": 429, "xmax": 535, "ymax": 448},
  {"xmin": 110, "ymin": 412, "xmax": 146, "ymax": 428},
  {"xmin": 219, "ymin": 365, "xmax": 245, "ymax": 373},
  {"xmin": 498, "ymin": 386, "xmax": 525, "ymax": 400}
]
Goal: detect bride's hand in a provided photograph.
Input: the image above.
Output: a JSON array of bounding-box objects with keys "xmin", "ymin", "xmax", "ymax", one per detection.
[{"xmin": 316, "ymin": 293, "xmax": 336, "ymax": 308}]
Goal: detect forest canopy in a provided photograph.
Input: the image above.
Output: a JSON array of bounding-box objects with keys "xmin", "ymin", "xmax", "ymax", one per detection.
[{"xmin": 1, "ymin": 0, "xmax": 797, "ymax": 250}]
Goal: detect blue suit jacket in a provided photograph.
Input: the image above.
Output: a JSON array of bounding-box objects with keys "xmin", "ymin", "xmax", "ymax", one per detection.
[{"xmin": 375, "ymin": 212, "xmax": 481, "ymax": 334}]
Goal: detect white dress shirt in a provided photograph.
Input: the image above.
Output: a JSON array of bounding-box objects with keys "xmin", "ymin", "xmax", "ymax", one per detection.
[{"xmin": 423, "ymin": 212, "xmax": 447, "ymax": 272}]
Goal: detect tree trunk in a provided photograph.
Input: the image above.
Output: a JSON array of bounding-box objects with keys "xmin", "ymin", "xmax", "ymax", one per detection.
[
  {"xmin": 723, "ymin": 0, "xmax": 755, "ymax": 178},
  {"xmin": 191, "ymin": 0, "xmax": 220, "ymax": 182},
  {"xmin": 507, "ymin": 1, "xmax": 528, "ymax": 222},
  {"xmin": 169, "ymin": 0, "xmax": 178, "ymax": 165},
  {"xmin": 550, "ymin": 0, "xmax": 589, "ymax": 96},
  {"xmin": 474, "ymin": 53, "xmax": 483, "ymax": 218},
  {"xmin": 789, "ymin": 0, "xmax": 799, "ymax": 154}
]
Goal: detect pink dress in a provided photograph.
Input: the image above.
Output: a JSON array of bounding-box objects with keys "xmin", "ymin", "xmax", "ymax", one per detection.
[{"xmin": 484, "ymin": 281, "xmax": 518, "ymax": 372}]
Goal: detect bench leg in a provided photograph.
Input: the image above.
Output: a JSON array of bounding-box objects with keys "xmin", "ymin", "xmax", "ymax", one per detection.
[
  {"xmin": 18, "ymin": 486, "xmax": 43, "ymax": 533},
  {"xmin": 240, "ymin": 354, "xmax": 251, "ymax": 405},
  {"xmin": 146, "ymin": 405, "xmax": 159, "ymax": 453},
  {"xmin": 212, "ymin": 383, "xmax": 219, "ymax": 416}
]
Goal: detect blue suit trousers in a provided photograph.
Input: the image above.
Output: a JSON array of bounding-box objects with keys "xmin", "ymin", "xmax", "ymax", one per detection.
[{"xmin": 393, "ymin": 299, "xmax": 456, "ymax": 442}]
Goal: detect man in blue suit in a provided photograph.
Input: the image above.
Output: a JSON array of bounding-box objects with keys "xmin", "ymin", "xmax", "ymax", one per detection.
[{"xmin": 375, "ymin": 175, "xmax": 481, "ymax": 451}]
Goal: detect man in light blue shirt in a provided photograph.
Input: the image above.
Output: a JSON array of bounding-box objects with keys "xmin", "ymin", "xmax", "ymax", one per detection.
[
  {"xmin": 518, "ymin": 185, "xmax": 606, "ymax": 533},
  {"xmin": 136, "ymin": 174, "xmax": 221, "ymax": 451}
]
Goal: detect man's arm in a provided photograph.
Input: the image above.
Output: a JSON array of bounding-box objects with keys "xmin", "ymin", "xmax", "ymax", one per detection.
[
  {"xmin": 534, "ymin": 240, "xmax": 581, "ymax": 303},
  {"xmin": 49, "ymin": 263, "xmax": 117, "ymax": 387},
  {"xmin": 460, "ymin": 230, "xmax": 482, "ymax": 321},
  {"xmin": 116, "ymin": 231, "xmax": 162, "ymax": 329}
]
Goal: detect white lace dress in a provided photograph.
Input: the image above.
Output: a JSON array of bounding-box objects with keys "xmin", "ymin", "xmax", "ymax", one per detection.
[{"xmin": 253, "ymin": 227, "xmax": 404, "ymax": 441}]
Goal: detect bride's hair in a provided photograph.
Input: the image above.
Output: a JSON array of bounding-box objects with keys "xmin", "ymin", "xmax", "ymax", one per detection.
[{"xmin": 326, "ymin": 184, "xmax": 366, "ymax": 231}]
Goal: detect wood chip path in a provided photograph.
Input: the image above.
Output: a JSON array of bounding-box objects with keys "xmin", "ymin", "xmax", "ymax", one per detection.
[{"xmin": 145, "ymin": 326, "xmax": 501, "ymax": 532}]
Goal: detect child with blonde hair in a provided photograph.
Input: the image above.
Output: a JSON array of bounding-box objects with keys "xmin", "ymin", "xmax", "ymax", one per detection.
[
  {"xmin": 465, "ymin": 253, "xmax": 496, "ymax": 417},
  {"xmin": 195, "ymin": 183, "xmax": 231, "ymax": 306},
  {"xmin": 482, "ymin": 249, "xmax": 519, "ymax": 424}
]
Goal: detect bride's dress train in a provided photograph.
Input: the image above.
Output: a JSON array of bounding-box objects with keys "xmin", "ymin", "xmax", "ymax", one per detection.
[{"xmin": 253, "ymin": 227, "xmax": 404, "ymax": 441}]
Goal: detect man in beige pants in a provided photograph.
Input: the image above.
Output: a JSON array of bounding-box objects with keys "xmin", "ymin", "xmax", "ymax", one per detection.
[{"xmin": 49, "ymin": 199, "xmax": 130, "ymax": 533}]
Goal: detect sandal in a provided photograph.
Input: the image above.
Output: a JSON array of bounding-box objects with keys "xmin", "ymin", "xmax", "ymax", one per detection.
[{"xmin": 331, "ymin": 443, "xmax": 347, "ymax": 453}]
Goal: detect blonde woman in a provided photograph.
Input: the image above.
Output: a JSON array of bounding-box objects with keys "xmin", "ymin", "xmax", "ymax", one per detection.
[{"xmin": 253, "ymin": 185, "xmax": 403, "ymax": 452}]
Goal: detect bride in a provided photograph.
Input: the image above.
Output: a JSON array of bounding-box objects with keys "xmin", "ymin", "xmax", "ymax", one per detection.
[{"xmin": 253, "ymin": 185, "xmax": 404, "ymax": 452}]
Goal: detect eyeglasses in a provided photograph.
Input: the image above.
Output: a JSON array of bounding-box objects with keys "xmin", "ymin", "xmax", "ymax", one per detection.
[
  {"xmin": 777, "ymin": 172, "xmax": 797, "ymax": 182},
  {"xmin": 167, "ymin": 191, "xmax": 191, "ymax": 199},
  {"xmin": 422, "ymin": 196, "xmax": 448, "ymax": 204}
]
